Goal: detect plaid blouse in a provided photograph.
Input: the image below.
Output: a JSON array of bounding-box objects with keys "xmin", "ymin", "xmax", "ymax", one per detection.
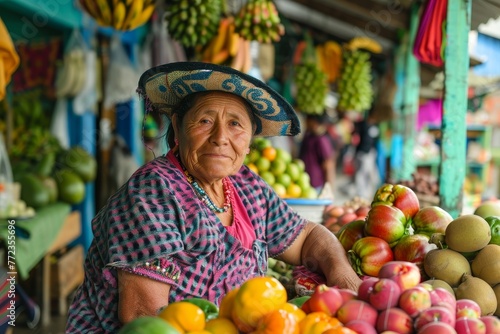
[{"xmin": 66, "ymin": 152, "xmax": 306, "ymax": 333}]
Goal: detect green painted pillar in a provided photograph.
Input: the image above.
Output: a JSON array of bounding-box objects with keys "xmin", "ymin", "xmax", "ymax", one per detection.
[
  {"xmin": 389, "ymin": 38, "xmax": 406, "ymax": 182},
  {"xmin": 440, "ymin": 0, "xmax": 472, "ymax": 217},
  {"xmin": 400, "ymin": 3, "xmax": 421, "ymax": 182}
]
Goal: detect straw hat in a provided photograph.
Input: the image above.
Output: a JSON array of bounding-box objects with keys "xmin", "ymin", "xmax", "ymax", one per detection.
[{"xmin": 137, "ymin": 62, "xmax": 300, "ymax": 137}]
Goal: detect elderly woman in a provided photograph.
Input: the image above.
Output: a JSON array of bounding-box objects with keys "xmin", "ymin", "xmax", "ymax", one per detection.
[{"xmin": 66, "ymin": 62, "xmax": 361, "ymax": 333}]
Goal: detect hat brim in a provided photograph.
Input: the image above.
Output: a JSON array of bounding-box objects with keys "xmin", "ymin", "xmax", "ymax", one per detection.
[{"xmin": 137, "ymin": 62, "xmax": 301, "ymax": 137}]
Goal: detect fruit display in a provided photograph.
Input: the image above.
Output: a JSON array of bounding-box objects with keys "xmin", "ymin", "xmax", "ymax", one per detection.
[
  {"xmin": 294, "ymin": 62, "xmax": 329, "ymax": 115},
  {"xmin": 337, "ymin": 183, "xmax": 452, "ymax": 279},
  {"xmin": 79, "ymin": 0, "xmax": 156, "ymax": 31},
  {"xmin": 233, "ymin": 0, "xmax": 285, "ymax": 44},
  {"xmin": 244, "ymin": 138, "xmax": 317, "ymax": 199},
  {"xmin": 322, "ymin": 197, "xmax": 371, "ymax": 233},
  {"xmin": 165, "ymin": 0, "xmax": 222, "ymax": 48},
  {"xmin": 337, "ymin": 49, "xmax": 374, "ymax": 113},
  {"xmin": 118, "ymin": 270, "xmax": 499, "ymax": 333}
]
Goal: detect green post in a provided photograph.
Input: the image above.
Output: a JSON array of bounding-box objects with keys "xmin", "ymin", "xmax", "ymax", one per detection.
[
  {"xmin": 440, "ymin": 0, "xmax": 472, "ymax": 217},
  {"xmin": 400, "ymin": 3, "xmax": 421, "ymax": 181}
]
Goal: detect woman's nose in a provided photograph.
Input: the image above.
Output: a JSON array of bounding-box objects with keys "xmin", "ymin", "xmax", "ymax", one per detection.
[{"xmin": 210, "ymin": 123, "xmax": 229, "ymax": 145}]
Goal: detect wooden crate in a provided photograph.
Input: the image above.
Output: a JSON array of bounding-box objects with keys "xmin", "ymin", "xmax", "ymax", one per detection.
[{"xmin": 50, "ymin": 245, "xmax": 84, "ymax": 314}]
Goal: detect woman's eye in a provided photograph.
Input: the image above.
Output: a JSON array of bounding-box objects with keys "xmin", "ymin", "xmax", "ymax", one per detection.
[{"xmin": 230, "ymin": 120, "xmax": 240, "ymax": 126}]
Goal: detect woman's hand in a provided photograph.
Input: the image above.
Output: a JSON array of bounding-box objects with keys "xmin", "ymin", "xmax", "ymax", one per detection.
[
  {"xmin": 278, "ymin": 221, "xmax": 362, "ymax": 292},
  {"xmin": 117, "ymin": 270, "xmax": 171, "ymax": 324}
]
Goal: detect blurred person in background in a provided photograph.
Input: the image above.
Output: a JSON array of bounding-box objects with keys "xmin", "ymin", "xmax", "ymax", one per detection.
[
  {"xmin": 353, "ymin": 109, "xmax": 381, "ymax": 198},
  {"xmin": 299, "ymin": 113, "xmax": 335, "ymax": 196}
]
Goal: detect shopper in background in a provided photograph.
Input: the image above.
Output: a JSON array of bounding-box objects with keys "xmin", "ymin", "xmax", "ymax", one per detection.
[
  {"xmin": 299, "ymin": 113, "xmax": 335, "ymax": 196},
  {"xmin": 66, "ymin": 62, "xmax": 361, "ymax": 333},
  {"xmin": 353, "ymin": 109, "xmax": 381, "ymax": 197}
]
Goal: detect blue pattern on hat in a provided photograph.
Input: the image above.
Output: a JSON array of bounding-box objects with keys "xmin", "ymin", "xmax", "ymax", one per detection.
[{"xmin": 138, "ymin": 62, "xmax": 301, "ymax": 137}]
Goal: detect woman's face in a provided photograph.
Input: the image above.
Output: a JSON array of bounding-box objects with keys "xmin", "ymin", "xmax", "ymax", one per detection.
[{"xmin": 174, "ymin": 92, "xmax": 254, "ymax": 183}]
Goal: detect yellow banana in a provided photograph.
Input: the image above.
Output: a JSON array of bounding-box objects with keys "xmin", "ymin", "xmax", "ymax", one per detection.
[
  {"xmin": 112, "ymin": 1, "xmax": 127, "ymax": 30},
  {"xmin": 211, "ymin": 17, "xmax": 230, "ymax": 58},
  {"xmin": 127, "ymin": 3, "xmax": 155, "ymax": 30},
  {"xmin": 94, "ymin": 0, "xmax": 113, "ymax": 26},
  {"xmin": 347, "ymin": 36, "xmax": 382, "ymax": 54},
  {"xmin": 122, "ymin": 0, "xmax": 144, "ymax": 30},
  {"xmin": 227, "ymin": 20, "xmax": 240, "ymax": 58},
  {"xmin": 80, "ymin": 0, "xmax": 100, "ymax": 20}
]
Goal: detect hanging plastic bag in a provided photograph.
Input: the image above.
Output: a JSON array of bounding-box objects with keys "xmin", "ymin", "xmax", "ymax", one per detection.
[
  {"xmin": 50, "ymin": 98, "xmax": 70, "ymax": 150},
  {"xmin": 103, "ymin": 34, "xmax": 139, "ymax": 109},
  {"xmin": 73, "ymin": 42, "xmax": 98, "ymax": 115},
  {"xmin": 55, "ymin": 29, "xmax": 87, "ymax": 98}
]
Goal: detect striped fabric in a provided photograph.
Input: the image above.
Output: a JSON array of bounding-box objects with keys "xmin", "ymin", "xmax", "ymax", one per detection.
[{"xmin": 65, "ymin": 151, "xmax": 306, "ymax": 333}]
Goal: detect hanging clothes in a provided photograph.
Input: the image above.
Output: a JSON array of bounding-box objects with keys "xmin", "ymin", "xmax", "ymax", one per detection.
[
  {"xmin": 0, "ymin": 18, "xmax": 20, "ymax": 101},
  {"xmin": 413, "ymin": 0, "xmax": 448, "ymax": 67}
]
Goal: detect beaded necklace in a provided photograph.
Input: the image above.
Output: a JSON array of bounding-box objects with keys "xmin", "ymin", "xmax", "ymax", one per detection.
[{"xmin": 176, "ymin": 154, "xmax": 232, "ymax": 213}]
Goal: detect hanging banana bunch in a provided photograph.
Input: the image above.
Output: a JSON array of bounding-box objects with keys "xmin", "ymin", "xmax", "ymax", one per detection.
[
  {"xmin": 79, "ymin": 0, "xmax": 156, "ymax": 31},
  {"xmin": 234, "ymin": 0, "xmax": 285, "ymax": 43},
  {"xmin": 165, "ymin": 0, "xmax": 223, "ymax": 48},
  {"xmin": 293, "ymin": 35, "xmax": 329, "ymax": 115},
  {"xmin": 337, "ymin": 49, "xmax": 374, "ymax": 113}
]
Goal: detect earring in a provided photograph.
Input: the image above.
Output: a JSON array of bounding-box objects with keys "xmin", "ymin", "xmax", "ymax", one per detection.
[
  {"xmin": 246, "ymin": 148, "xmax": 250, "ymax": 154},
  {"xmin": 175, "ymin": 138, "xmax": 179, "ymax": 146}
]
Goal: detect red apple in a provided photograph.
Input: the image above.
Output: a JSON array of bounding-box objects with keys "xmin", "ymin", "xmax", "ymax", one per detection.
[
  {"xmin": 412, "ymin": 206, "xmax": 454, "ymax": 237},
  {"xmin": 479, "ymin": 315, "xmax": 500, "ymax": 334},
  {"xmin": 414, "ymin": 305, "xmax": 456, "ymax": 330},
  {"xmin": 355, "ymin": 206, "xmax": 370, "ymax": 218},
  {"xmin": 338, "ymin": 288, "xmax": 358, "ymax": 304},
  {"xmin": 377, "ymin": 261, "xmax": 421, "ymax": 291},
  {"xmin": 456, "ymin": 299, "xmax": 481, "ymax": 319},
  {"xmin": 364, "ymin": 204, "xmax": 408, "ymax": 246},
  {"xmin": 338, "ymin": 212, "xmax": 359, "ymax": 226},
  {"xmin": 308, "ymin": 284, "xmax": 343, "ymax": 316},
  {"xmin": 357, "ymin": 277, "xmax": 379, "ymax": 302},
  {"xmin": 398, "ymin": 285, "xmax": 432, "ymax": 318},
  {"xmin": 336, "ymin": 300, "xmax": 378, "ymax": 326},
  {"xmin": 455, "ymin": 317, "xmax": 486, "ymax": 334},
  {"xmin": 372, "ymin": 183, "xmax": 420, "ymax": 219},
  {"xmin": 376, "ymin": 308, "xmax": 413, "ymax": 334},
  {"xmin": 418, "ymin": 321, "xmax": 457, "ymax": 334},
  {"xmin": 368, "ymin": 278, "xmax": 402, "ymax": 311},
  {"xmin": 345, "ymin": 320, "xmax": 377, "ymax": 334},
  {"xmin": 430, "ymin": 287, "xmax": 457, "ymax": 313},
  {"xmin": 393, "ymin": 234, "xmax": 438, "ymax": 278},
  {"xmin": 337, "ymin": 219, "xmax": 365, "ymax": 252}
]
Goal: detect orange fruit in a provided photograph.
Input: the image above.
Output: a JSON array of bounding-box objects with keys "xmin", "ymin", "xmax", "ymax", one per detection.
[
  {"xmin": 252, "ymin": 309, "xmax": 299, "ymax": 334},
  {"xmin": 158, "ymin": 301, "xmax": 205, "ymax": 333},
  {"xmin": 204, "ymin": 318, "xmax": 239, "ymax": 334},
  {"xmin": 185, "ymin": 331, "xmax": 211, "ymax": 334},
  {"xmin": 323, "ymin": 327, "xmax": 357, "ymax": 334},
  {"xmin": 219, "ymin": 288, "xmax": 239, "ymax": 319},
  {"xmin": 278, "ymin": 303, "xmax": 306, "ymax": 323},
  {"xmin": 232, "ymin": 277, "xmax": 287, "ymax": 332},
  {"xmin": 299, "ymin": 312, "xmax": 342, "ymax": 334},
  {"xmin": 262, "ymin": 146, "xmax": 277, "ymax": 161}
]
